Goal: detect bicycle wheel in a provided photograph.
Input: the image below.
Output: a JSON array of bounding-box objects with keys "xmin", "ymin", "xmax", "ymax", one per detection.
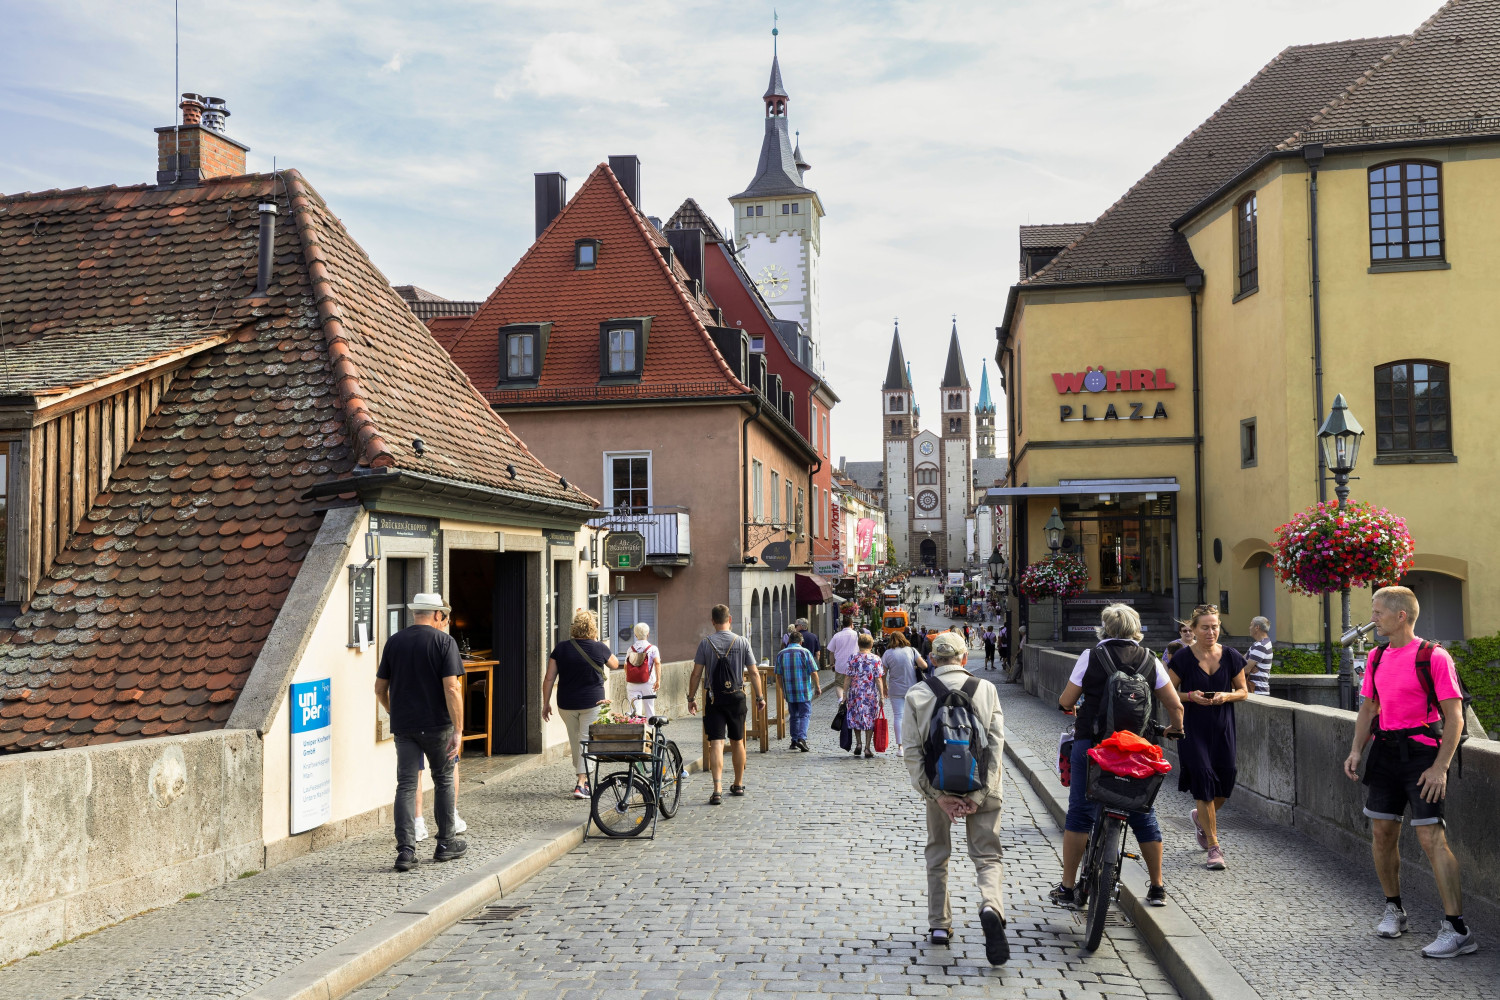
[
  {"xmin": 1084, "ymin": 817, "xmax": 1123, "ymax": 952},
  {"xmin": 657, "ymin": 740, "xmax": 684, "ymax": 819},
  {"xmin": 590, "ymin": 771, "xmax": 656, "ymax": 837}
]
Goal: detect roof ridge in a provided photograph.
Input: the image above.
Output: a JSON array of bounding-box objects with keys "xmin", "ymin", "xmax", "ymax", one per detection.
[{"xmin": 283, "ymin": 169, "xmax": 394, "ymax": 470}]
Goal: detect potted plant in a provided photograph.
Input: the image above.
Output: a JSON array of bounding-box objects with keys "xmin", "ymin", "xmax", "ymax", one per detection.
[
  {"xmin": 1272, "ymin": 500, "xmax": 1415, "ymax": 596},
  {"xmin": 1018, "ymin": 553, "xmax": 1090, "ymax": 601}
]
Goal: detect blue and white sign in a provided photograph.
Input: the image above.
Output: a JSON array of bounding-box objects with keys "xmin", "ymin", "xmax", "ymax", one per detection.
[{"xmin": 290, "ymin": 678, "xmax": 332, "ymax": 835}]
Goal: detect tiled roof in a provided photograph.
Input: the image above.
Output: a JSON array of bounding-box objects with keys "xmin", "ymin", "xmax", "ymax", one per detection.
[
  {"xmin": 448, "ymin": 164, "xmax": 749, "ymax": 405},
  {"xmin": 426, "ymin": 315, "xmax": 470, "ymax": 351},
  {"xmin": 0, "ymin": 170, "xmax": 590, "ymax": 751},
  {"xmin": 1018, "ymin": 223, "xmax": 1091, "ymax": 250},
  {"xmin": 1024, "ymin": 36, "xmax": 1403, "ymax": 286},
  {"xmin": 393, "ymin": 284, "xmax": 446, "ymax": 302},
  {"xmin": 665, "ymin": 198, "xmax": 727, "ymax": 243},
  {"xmin": 394, "ymin": 285, "xmax": 481, "ymax": 320},
  {"xmin": 0, "ymin": 325, "xmax": 231, "ymax": 398},
  {"xmin": 842, "ymin": 461, "xmax": 884, "ymax": 492}
]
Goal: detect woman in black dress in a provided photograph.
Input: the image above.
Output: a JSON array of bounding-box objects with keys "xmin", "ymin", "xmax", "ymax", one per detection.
[{"xmin": 1167, "ymin": 605, "xmax": 1249, "ymax": 871}]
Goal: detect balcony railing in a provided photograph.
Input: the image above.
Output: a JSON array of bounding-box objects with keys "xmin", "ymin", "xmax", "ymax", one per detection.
[{"xmin": 587, "ymin": 506, "xmax": 692, "ymax": 564}]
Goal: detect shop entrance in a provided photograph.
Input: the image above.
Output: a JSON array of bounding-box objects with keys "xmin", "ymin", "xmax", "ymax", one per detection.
[
  {"xmin": 450, "ymin": 550, "xmax": 530, "ymax": 754},
  {"xmin": 1061, "ymin": 494, "xmax": 1176, "ymax": 596}
]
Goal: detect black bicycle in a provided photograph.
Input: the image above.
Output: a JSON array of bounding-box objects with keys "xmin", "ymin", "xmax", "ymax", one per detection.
[
  {"xmin": 586, "ymin": 713, "xmax": 683, "ymax": 838},
  {"xmin": 1074, "ymin": 721, "xmax": 1182, "ymax": 951}
]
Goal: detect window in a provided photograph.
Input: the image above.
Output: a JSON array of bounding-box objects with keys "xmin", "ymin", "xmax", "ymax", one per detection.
[
  {"xmin": 746, "ymin": 206, "xmax": 754, "ymax": 217},
  {"xmin": 749, "ymin": 335, "xmax": 766, "ymax": 352},
  {"xmin": 1375, "ymin": 361, "xmax": 1452, "ymax": 458},
  {"xmin": 791, "ymin": 203, "xmax": 800, "ymax": 214},
  {"xmin": 507, "ymin": 332, "xmax": 534, "ymax": 378},
  {"xmin": 607, "ymin": 453, "xmax": 650, "ymax": 513},
  {"xmin": 756, "ymin": 205, "xmax": 764, "ymax": 217},
  {"xmin": 1240, "ymin": 417, "xmax": 1257, "ymax": 468},
  {"xmin": 1370, "ymin": 162, "xmax": 1443, "ymax": 261},
  {"xmin": 916, "ymin": 467, "xmax": 937, "ymax": 486},
  {"xmin": 781, "ymin": 203, "xmax": 790, "ymax": 214},
  {"xmin": 752, "ymin": 460, "xmax": 764, "ymax": 521},
  {"xmin": 771, "ymin": 471, "xmax": 781, "ymax": 524},
  {"xmin": 607, "ymin": 329, "xmax": 635, "ymax": 373},
  {"xmin": 796, "ymin": 487, "xmax": 804, "ymax": 534},
  {"xmin": 948, "ymin": 393, "xmax": 962, "ymax": 410},
  {"xmin": 810, "ymin": 402, "xmax": 818, "ymax": 445},
  {"xmin": 889, "ymin": 395, "xmax": 906, "ymax": 413},
  {"xmin": 609, "ymin": 596, "xmax": 657, "ymax": 656},
  {"xmin": 890, "ymin": 419, "xmax": 904, "ymax": 436},
  {"xmin": 598, "ymin": 318, "xmax": 650, "ymax": 381},
  {"xmin": 1237, "ymin": 193, "xmax": 1258, "ymax": 295},
  {"xmin": 575, "ymin": 239, "xmax": 600, "ymax": 269},
  {"xmin": 947, "ymin": 417, "xmax": 963, "ymax": 434},
  {"xmin": 812, "ymin": 485, "xmax": 820, "ymax": 537},
  {"xmin": 786, "ymin": 481, "xmax": 794, "ymax": 531},
  {"xmin": 385, "ymin": 557, "xmax": 423, "ymax": 640},
  {"xmin": 496, "ymin": 323, "xmax": 549, "ymax": 385}
]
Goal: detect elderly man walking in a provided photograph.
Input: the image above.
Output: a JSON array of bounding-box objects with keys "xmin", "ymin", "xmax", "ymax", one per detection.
[
  {"xmin": 904, "ymin": 631, "xmax": 1008, "ymax": 964},
  {"xmin": 375, "ymin": 593, "xmax": 468, "ymax": 872},
  {"xmin": 775, "ymin": 629, "xmax": 822, "ymax": 751}
]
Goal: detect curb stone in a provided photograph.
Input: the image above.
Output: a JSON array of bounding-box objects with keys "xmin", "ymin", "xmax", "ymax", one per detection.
[{"xmin": 1004, "ymin": 739, "xmax": 1261, "ymax": 1000}]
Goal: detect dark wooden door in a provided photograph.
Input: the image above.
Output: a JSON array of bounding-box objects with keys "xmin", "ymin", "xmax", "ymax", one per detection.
[{"xmin": 491, "ymin": 552, "xmax": 529, "ymax": 754}]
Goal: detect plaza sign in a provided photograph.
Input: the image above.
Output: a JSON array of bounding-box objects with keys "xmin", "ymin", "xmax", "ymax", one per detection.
[{"xmin": 1053, "ymin": 366, "xmax": 1175, "ymax": 423}]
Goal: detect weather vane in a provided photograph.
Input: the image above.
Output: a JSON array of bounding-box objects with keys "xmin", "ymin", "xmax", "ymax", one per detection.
[{"xmin": 773, "ymin": 10, "xmax": 779, "ymax": 54}]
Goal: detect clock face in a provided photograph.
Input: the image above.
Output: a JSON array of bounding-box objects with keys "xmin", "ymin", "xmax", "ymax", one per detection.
[
  {"xmin": 755, "ymin": 263, "xmax": 790, "ymax": 299},
  {"xmin": 919, "ymin": 440, "xmax": 934, "ymax": 455},
  {"xmin": 917, "ymin": 490, "xmax": 939, "ymax": 512}
]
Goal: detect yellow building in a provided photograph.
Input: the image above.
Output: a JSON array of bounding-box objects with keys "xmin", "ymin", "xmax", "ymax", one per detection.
[{"xmin": 995, "ymin": 0, "xmax": 1496, "ymax": 645}]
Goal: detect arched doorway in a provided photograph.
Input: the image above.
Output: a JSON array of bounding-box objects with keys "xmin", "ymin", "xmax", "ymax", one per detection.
[
  {"xmin": 1255, "ymin": 555, "xmax": 1277, "ymax": 640},
  {"xmin": 772, "ymin": 587, "xmax": 785, "ymax": 655},
  {"xmin": 749, "ymin": 591, "xmax": 762, "ymax": 662},
  {"xmin": 1399, "ymin": 571, "xmax": 1465, "ymax": 641},
  {"xmin": 760, "ymin": 587, "xmax": 772, "ymax": 661},
  {"xmin": 920, "ymin": 539, "xmax": 938, "ymax": 569}
]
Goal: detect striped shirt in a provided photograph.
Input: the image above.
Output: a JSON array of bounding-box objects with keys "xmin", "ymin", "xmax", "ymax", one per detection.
[{"xmin": 1246, "ymin": 639, "xmax": 1273, "ymax": 695}]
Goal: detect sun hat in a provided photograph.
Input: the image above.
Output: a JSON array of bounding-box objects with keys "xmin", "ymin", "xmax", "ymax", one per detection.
[
  {"xmin": 930, "ymin": 631, "xmax": 968, "ymax": 658},
  {"xmin": 407, "ymin": 593, "xmax": 450, "ymax": 612}
]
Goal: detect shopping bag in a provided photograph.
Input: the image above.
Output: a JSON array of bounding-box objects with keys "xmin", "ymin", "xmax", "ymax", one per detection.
[
  {"xmin": 873, "ymin": 705, "xmax": 889, "ymax": 753},
  {"xmin": 831, "ymin": 702, "xmax": 847, "ymax": 732},
  {"xmin": 839, "ymin": 721, "xmax": 853, "ymax": 751}
]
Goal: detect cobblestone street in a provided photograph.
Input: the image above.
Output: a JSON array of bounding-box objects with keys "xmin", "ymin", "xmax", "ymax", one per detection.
[{"xmin": 349, "ymin": 693, "xmax": 1179, "ymax": 1000}]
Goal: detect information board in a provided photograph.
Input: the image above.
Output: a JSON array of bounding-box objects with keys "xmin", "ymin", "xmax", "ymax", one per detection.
[
  {"xmin": 290, "ymin": 678, "xmax": 333, "ymax": 835},
  {"xmin": 348, "ymin": 565, "xmax": 375, "ymax": 649}
]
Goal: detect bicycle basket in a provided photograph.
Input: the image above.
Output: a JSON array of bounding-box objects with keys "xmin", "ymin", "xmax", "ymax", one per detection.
[{"xmin": 1084, "ymin": 760, "xmax": 1163, "ymax": 813}]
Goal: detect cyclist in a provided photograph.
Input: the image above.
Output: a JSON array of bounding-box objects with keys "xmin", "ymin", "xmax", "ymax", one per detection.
[{"xmin": 1050, "ymin": 604, "xmax": 1184, "ymax": 909}]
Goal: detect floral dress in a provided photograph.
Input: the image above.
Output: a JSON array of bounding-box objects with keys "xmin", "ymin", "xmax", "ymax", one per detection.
[{"xmin": 844, "ymin": 652, "xmax": 885, "ymax": 730}]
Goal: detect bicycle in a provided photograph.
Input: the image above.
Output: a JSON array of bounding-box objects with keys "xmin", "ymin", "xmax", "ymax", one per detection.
[
  {"xmin": 587, "ymin": 712, "xmax": 683, "ymax": 838},
  {"xmin": 1073, "ymin": 720, "xmax": 1182, "ymax": 951}
]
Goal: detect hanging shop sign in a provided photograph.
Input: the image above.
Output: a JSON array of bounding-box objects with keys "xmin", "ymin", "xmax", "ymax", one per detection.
[
  {"xmin": 833, "ymin": 577, "xmax": 858, "ymax": 599},
  {"xmin": 289, "ymin": 678, "xmax": 333, "ymax": 835},
  {"xmin": 760, "ymin": 541, "xmax": 792, "ymax": 572},
  {"xmin": 1052, "ymin": 366, "xmax": 1176, "ymax": 423},
  {"xmin": 855, "ymin": 518, "xmax": 876, "ymax": 561},
  {"xmin": 603, "ymin": 531, "xmax": 646, "ymax": 570},
  {"xmin": 814, "ymin": 559, "xmax": 843, "ymax": 576}
]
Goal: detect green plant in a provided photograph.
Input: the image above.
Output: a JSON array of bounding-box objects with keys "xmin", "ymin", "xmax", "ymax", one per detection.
[
  {"xmin": 237, "ymin": 870, "xmax": 259, "ymax": 880},
  {"xmin": 1446, "ymin": 633, "xmax": 1500, "ymax": 734},
  {"xmin": 1271, "ymin": 646, "xmax": 1331, "ymax": 675},
  {"xmin": 182, "ymin": 892, "xmax": 202, "ymax": 900}
]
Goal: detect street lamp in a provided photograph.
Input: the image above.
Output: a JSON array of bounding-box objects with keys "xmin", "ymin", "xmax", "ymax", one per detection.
[
  {"xmin": 1318, "ymin": 393, "xmax": 1365, "ymax": 710},
  {"xmin": 1044, "ymin": 507, "xmax": 1065, "ymax": 641}
]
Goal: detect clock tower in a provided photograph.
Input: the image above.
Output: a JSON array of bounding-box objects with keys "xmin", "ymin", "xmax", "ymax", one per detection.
[
  {"xmin": 730, "ymin": 26, "xmax": 826, "ymax": 367},
  {"xmin": 939, "ymin": 321, "xmax": 973, "ymax": 571}
]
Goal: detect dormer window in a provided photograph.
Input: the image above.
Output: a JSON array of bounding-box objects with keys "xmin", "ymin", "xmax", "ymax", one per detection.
[
  {"xmin": 598, "ymin": 317, "xmax": 651, "ymax": 382},
  {"xmin": 575, "ymin": 239, "xmax": 601, "ymax": 270},
  {"xmin": 497, "ymin": 323, "xmax": 550, "ymax": 387}
]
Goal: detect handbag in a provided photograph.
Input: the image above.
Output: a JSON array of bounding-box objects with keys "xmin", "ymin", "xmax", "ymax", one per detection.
[
  {"xmin": 839, "ymin": 718, "xmax": 853, "ymax": 752},
  {"xmin": 873, "ymin": 703, "xmax": 889, "ymax": 753},
  {"xmin": 831, "ymin": 701, "xmax": 847, "ymax": 731}
]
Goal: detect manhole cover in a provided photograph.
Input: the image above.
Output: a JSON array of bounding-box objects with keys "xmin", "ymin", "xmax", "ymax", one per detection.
[{"xmin": 467, "ymin": 905, "xmax": 529, "ymax": 922}]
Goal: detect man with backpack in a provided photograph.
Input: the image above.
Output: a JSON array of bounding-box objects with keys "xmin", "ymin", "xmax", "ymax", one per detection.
[
  {"xmin": 688, "ymin": 604, "xmax": 765, "ymax": 806},
  {"xmin": 902, "ymin": 631, "xmax": 1009, "ymax": 965},
  {"xmin": 1343, "ymin": 586, "xmax": 1477, "ymax": 958}
]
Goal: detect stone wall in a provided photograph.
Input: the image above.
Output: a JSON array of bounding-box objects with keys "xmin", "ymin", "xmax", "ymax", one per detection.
[
  {"xmin": 0, "ymin": 730, "xmax": 263, "ymax": 964},
  {"xmin": 1021, "ymin": 644, "xmax": 1500, "ymax": 907}
]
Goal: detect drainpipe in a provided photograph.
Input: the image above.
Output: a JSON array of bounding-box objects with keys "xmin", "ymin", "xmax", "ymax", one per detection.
[
  {"xmin": 742, "ymin": 393, "xmax": 763, "ymax": 558},
  {"xmin": 1185, "ymin": 272, "xmax": 1206, "ymax": 611},
  {"xmin": 1306, "ymin": 143, "xmax": 1334, "ymax": 673}
]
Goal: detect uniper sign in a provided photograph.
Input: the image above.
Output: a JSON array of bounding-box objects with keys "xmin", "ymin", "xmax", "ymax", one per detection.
[{"xmin": 290, "ymin": 678, "xmax": 332, "ymax": 835}]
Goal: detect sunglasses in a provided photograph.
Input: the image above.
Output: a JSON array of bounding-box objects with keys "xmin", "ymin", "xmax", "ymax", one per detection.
[{"xmin": 1193, "ymin": 604, "xmax": 1219, "ymax": 615}]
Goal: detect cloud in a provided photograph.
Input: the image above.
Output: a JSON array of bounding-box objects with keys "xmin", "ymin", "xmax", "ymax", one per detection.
[
  {"xmin": 381, "ymin": 52, "xmax": 403, "ymax": 73},
  {"xmin": 495, "ymin": 32, "xmax": 665, "ymax": 106}
]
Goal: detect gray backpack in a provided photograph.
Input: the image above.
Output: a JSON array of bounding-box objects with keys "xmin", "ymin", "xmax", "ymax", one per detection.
[{"xmin": 920, "ymin": 675, "xmax": 992, "ymax": 794}]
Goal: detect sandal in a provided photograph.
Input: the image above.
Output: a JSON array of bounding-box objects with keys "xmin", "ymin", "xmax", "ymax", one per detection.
[
  {"xmin": 709, "ymin": 791, "xmax": 722, "ymax": 805},
  {"xmin": 730, "ymin": 784, "xmax": 745, "ymax": 796}
]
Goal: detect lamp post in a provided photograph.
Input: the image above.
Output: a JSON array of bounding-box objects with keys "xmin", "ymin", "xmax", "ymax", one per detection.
[
  {"xmin": 1044, "ymin": 507, "xmax": 1065, "ymax": 641},
  {"xmin": 1318, "ymin": 393, "xmax": 1365, "ymax": 711}
]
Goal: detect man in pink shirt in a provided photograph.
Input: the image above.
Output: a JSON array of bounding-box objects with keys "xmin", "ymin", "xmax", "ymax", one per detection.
[{"xmin": 1343, "ymin": 586, "xmax": 1475, "ymax": 959}]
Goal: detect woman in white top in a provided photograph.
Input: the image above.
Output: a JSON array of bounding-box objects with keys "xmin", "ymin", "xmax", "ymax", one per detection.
[
  {"xmin": 624, "ymin": 622, "xmax": 661, "ymax": 716},
  {"xmin": 879, "ymin": 631, "xmax": 927, "ymax": 753}
]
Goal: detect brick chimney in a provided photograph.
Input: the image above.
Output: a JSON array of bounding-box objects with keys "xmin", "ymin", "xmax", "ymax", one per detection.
[{"xmin": 155, "ymin": 93, "xmax": 249, "ymax": 187}]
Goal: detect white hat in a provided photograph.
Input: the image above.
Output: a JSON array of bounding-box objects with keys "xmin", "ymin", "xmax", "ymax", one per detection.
[{"xmin": 407, "ymin": 593, "xmax": 450, "ymax": 612}]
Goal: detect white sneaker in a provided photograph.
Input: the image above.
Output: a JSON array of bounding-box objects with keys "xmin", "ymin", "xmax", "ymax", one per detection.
[
  {"xmin": 1421, "ymin": 920, "xmax": 1478, "ymax": 959},
  {"xmin": 452, "ymin": 812, "xmax": 467, "ymax": 835},
  {"xmin": 414, "ymin": 816, "xmax": 429, "ymax": 842},
  {"xmin": 1374, "ymin": 903, "xmax": 1407, "ymax": 938}
]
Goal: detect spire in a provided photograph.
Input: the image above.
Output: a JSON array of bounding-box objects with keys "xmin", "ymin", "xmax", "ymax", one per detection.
[
  {"xmin": 976, "ymin": 361, "xmax": 995, "ymax": 413},
  {"xmin": 766, "ymin": 12, "xmax": 788, "ymax": 99},
  {"xmin": 732, "ymin": 18, "xmax": 813, "ymax": 200},
  {"xmin": 940, "ymin": 318, "xmax": 970, "ymax": 389},
  {"xmin": 793, "ymin": 130, "xmax": 810, "ymax": 178},
  {"xmin": 882, "ymin": 321, "xmax": 911, "ymax": 391}
]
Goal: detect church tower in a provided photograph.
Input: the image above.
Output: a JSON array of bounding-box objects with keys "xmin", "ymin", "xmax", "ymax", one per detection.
[
  {"xmin": 976, "ymin": 361, "xmax": 996, "ymax": 459},
  {"xmin": 939, "ymin": 321, "xmax": 973, "ymax": 570},
  {"xmin": 882, "ymin": 323, "xmax": 914, "ymax": 566},
  {"xmin": 730, "ymin": 24, "xmax": 827, "ymax": 365}
]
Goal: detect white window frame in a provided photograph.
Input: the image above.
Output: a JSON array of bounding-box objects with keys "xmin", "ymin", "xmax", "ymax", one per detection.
[
  {"xmin": 507, "ymin": 331, "xmax": 534, "ymax": 378},
  {"xmin": 770, "ymin": 470, "xmax": 781, "ymax": 524},
  {"xmin": 603, "ymin": 451, "xmax": 652, "ymax": 513},
  {"xmin": 607, "ymin": 328, "xmax": 637, "ymax": 374},
  {"xmin": 752, "ymin": 460, "xmax": 764, "ymax": 522}
]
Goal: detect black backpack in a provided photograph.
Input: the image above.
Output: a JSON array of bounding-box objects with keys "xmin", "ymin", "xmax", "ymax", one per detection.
[
  {"xmin": 1091, "ymin": 643, "xmax": 1155, "ymax": 740},
  {"xmin": 920, "ymin": 674, "xmax": 993, "ymax": 794},
  {"xmin": 707, "ymin": 635, "xmax": 740, "ymax": 703},
  {"xmin": 1367, "ymin": 640, "xmax": 1474, "ymax": 773}
]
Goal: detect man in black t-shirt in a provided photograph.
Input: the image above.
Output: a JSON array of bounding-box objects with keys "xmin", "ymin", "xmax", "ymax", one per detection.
[
  {"xmin": 375, "ymin": 592, "xmax": 467, "ymax": 871},
  {"xmin": 688, "ymin": 604, "xmax": 764, "ymax": 805}
]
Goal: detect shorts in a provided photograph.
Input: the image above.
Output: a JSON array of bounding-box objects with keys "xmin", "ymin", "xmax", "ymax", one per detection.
[
  {"xmin": 1064, "ymin": 737, "xmax": 1163, "ymax": 843},
  {"xmin": 703, "ymin": 692, "xmax": 747, "ymax": 742},
  {"xmin": 1363, "ymin": 739, "xmax": 1445, "ymax": 826}
]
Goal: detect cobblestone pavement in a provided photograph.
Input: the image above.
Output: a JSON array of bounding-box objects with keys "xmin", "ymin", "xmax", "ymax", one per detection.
[
  {"xmin": 350, "ymin": 693, "xmax": 1180, "ymax": 1000},
  {"xmin": 992, "ymin": 670, "xmax": 1500, "ymax": 1000},
  {"xmin": 0, "ymin": 753, "xmax": 600, "ymax": 1000}
]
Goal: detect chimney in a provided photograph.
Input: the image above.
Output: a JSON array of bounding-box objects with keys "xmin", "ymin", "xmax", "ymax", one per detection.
[
  {"xmin": 534, "ymin": 172, "xmax": 567, "ymax": 238},
  {"xmin": 665, "ymin": 228, "xmax": 705, "ymax": 283},
  {"xmin": 607, "ymin": 155, "xmax": 641, "ymax": 208},
  {"xmin": 253, "ymin": 202, "xmax": 278, "ymax": 297},
  {"xmin": 155, "ymin": 92, "xmax": 248, "ymax": 187}
]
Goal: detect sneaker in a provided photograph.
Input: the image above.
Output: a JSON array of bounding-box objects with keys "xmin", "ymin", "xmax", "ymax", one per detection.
[
  {"xmin": 394, "ymin": 847, "xmax": 416, "ymax": 872},
  {"xmin": 796, "ymin": 739, "xmax": 811, "ymax": 752},
  {"xmin": 1145, "ymin": 884, "xmax": 1168, "ymax": 907},
  {"xmin": 1422, "ymin": 920, "xmax": 1478, "ymax": 959},
  {"xmin": 413, "ymin": 816, "xmax": 429, "ymax": 843},
  {"xmin": 1190, "ymin": 808, "xmax": 1208, "ymax": 850},
  {"xmin": 453, "ymin": 812, "xmax": 467, "ymax": 835},
  {"xmin": 1049, "ymin": 883, "xmax": 1078, "ymax": 909},
  {"xmin": 1375, "ymin": 902, "xmax": 1408, "ymax": 938},
  {"xmin": 980, "ymin": 907, "xmax": 1009, "ymax": 966},
  {"xmin": 1205, "ymin": 846, "xmax": 1226, "ymax": 870},
  {"xmin": 572, "ymin": 783, "xmax": 588, "ymax": 800},
  {"xmin": 433, "ymin": 838, "xmax": 468, "ymax": 863}
]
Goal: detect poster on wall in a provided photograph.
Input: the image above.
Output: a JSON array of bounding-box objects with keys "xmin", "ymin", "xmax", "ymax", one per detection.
[{"xmin": 290, "ymin": 678, "xmax": 333, "ymax": 835}]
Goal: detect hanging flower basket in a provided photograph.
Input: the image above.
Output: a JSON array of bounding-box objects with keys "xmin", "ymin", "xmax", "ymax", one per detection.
[
  {"xmin": 1019, "ymin": 553, "xmax": 1090, "ymax": 601},
  {"xmin": 1272, "ymin": 500, "xmax": 1415, "ymax": 596}
]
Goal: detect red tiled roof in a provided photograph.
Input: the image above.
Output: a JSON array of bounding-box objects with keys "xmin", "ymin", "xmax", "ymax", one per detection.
[
  {"xmin": 426, "ymin": 315, "xmax": 470, "ymax": 351},
  {"xmin": 447, "ymin": 164, "xmax": 749, "ymax": 404},
  {"xmin": 0, "ymin": 170, "xmax": 591, "ymax": 751}
]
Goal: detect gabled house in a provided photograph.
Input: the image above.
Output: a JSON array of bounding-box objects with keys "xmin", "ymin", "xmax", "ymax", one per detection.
[{"xmin": 443, "ymin": 159, "xmax": 821, "ymax": 663}]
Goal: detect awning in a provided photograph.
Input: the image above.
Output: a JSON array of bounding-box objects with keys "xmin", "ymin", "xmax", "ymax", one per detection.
[
  {"xmin": 795, "ymin": 572, "xmax": 835, "ymax": 604},
  {"xmin": 982, "ymin": 478, "xmax": 1180, "ymax": 506}
]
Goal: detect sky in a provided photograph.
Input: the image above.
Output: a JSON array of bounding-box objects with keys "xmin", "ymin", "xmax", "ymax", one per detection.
[{"xmin": 2, "ymin": 0, "xmax": 1437, "ymax": 465}]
